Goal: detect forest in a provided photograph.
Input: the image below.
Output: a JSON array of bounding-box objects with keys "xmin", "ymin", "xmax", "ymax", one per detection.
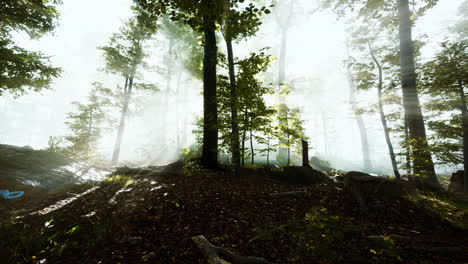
[{"xmin": 0, "ymin": 0, "xmax": 467, "ymax": 263}]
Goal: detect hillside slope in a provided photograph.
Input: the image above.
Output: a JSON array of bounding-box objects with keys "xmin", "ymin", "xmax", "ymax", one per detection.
[{"xmin": 1, "ymin": 161, "xmax": 467, "ymax": 263}]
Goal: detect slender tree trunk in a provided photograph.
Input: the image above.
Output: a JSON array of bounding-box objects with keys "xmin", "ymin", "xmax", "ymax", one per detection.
[
  {"xmin": 368, "ymin": 43, "xmax": 401, "ymax": 179},
  {"xmin": 241, "ymin": 108, "xmax": 248, "ymax": 167},
  {"xmin": 346, "ymin": 42, "xmax": 372, "ymax": 171},
  {"xmin": 457, "ymin": 79, "xmax": 468, "ymax": 193},
  {"xmin": 200, "ymin": 24, "xmax": 218, "ymax": 169},
  {"xmin": 224, "ymin": 2, "xmax": 241, "ymax": 168},
  {"xmin": 112, "ymin": 76, "xmax": 133, "ymax": 164},
  {"xmin": 277, "ymin": 27, "xmax": 288, "ymax": 164},
  {"xmin": 398, "ymin": 0, "xmax": 439, "ymax": 187},
  {"xmin": 87, "ymin": 108, "xmax": 93, "ymax": 159},
  {"xmin": 302, "ymin": 140, "xmax": 310, "ymax": 167},
  {"xmin": 250, "ymin": 126, "xmax": 254, "ymax": 165},
  {"xmin": 287, "ymin": 135, "xmax": 291, "ymax": 166}
]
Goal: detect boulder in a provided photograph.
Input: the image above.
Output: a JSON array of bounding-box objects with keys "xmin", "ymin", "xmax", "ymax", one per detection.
[
  {"xmin": 448, "ymin": 170, "xmax": 464, "ymax": 193},
  {"xmin": 275, "ymin": 166, "xmax": 329, "ymax": 184},
  {"xmin": 344, "ymin": 171, "xmax": 416, "ymax": 199},
  {"xmin": 0, "ymin": 144, "xmax": 107, "ymax": 191}
]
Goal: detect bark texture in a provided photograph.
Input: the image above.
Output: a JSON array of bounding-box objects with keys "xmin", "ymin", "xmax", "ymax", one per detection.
[
  {"xmin": 398, "ymin": 0, "xmax": 439, "ymax": 187},
  {"xmin": 368, "ymin": 43, "xmax": 400, "ymax": 179},
  {"xmin": 112, "ymin": 76, "xmax": 133, "ymax": 164},
  {"xmin": 224, "ymin": 0, "xmax": 241, "ymax": 168},
  {"xmin": 201, "ymin": 24, "xmax": 218, "ymax": 169}
]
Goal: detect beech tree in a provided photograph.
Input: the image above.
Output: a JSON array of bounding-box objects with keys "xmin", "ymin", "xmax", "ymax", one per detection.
[
  {"xmin": 0, "ymin": 0, "xmax": 62, "ymax": 96},
  {"xmin": 420, "ymin": 41, "xmax": 467, "ymax": 192},
  {"xmin": 100, "ymin": 17, "xmax": 157, "ymax": 164},
  {"xmin": 345, "ymin": 41, "xmax": 373, "ymax": 171},
  {"xmin": 348, "ymin": 24, "xmax": 402, "ymax": 179},
  {"xmin": 322, "ymin": 0, "xmax": 440, "ymax": 187},
  {"xmin": 134, "ymin": 0, "xmax": 227, "ymax": 168},
  {"xmin": 222, "ymin": 0, "xmax": 269, "ymax": 167},
  {"xmin": 218, "ymin": 51, "xmax": 275, "ymax": 166}
]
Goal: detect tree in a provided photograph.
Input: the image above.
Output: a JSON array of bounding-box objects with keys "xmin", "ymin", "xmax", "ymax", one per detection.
[
  {"xmin": 0, "ymin": 0, "xmax": 62, "ymax": 96},
  {"xmin": 222, "ymin": 0, "xmax": 268, "ymax": 167},
  {"xmin": 135, "ymin": 0, "xmax": 227, "ymax": 168},
  {"xmin": 420, "ymin": 41, "xmax": 467, "ymax": 192},
  {"xmin": 276, "ymin": 105, "xmax": 306, "ymax": 166},
  {"xmin": 322, "ymin": 0, "xmax": 440, "ymax": 187},
  {"xmin": 61, "ymin": 83, "xmax": 110, "ymax": 162},
  {"xmin": 348, "ymin": 24, "xmax": 401, "ymax": 179},
  {"xmin": 217, "ymin": 51, "xmax": 275, "ymax": 166},
  {"xmin": 100, "ymin": 17, "xmax": 157, "ymax": 164},
  {"xmin": 345, "ymin": 40, "xmax": 373, "ymax": 171}
]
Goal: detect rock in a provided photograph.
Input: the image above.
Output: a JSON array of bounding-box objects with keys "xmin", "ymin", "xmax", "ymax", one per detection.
[
  {"xmin": 448, "ymin": 170, "xmax": 464, "ymax": 193},
  {"xmin": 0, "ymin": 144, "xmax": 107, "ymax": 191},
  {"xmin": 344, "ymin": 171, "xmax": 416, "ymax": 199},
  {"xmin": 275, "ymin": 166, "xmax": 329, "ymax": 184}
]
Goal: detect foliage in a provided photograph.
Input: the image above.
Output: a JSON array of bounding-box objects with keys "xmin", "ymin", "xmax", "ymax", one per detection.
[
  {"xmin": 48, "ymin": 83, "xmax": 113, "ymax": 163},
  {"xmin": 99, "ymin": 18, "xmax": 154, "ymax": 78},
  {"xmin": 321, "ymin": 0, "xmax": 439, "ymax": 27},
  {"xmin": 276, "ymin": 105, "xmax": 306, "ymax": 164},
  {"xmin": 0, "ymin": 0, "xmax": 62, "ymax": 96},
  {"xmin": 103, "ymin": 175, "xmax": 135, "ymax": 187},
  {"xmin": 160, "ymin": 17, "xmax": 204, "ymax": 79},
  {"xmin": 419, "ymin": 41, "xmax": 467, "ymax": 165},
  {"xmin": 217, "ymin": 50, "xmax": 275, "ymax": 163}
]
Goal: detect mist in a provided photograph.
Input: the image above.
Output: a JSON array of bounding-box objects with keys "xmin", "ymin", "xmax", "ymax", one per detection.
[{"xmin": 0, "ymin": 0, "xmax": 464, "ymax": 174}]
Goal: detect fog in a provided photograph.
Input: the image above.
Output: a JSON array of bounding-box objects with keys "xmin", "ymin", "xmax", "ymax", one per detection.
[{"xmin": 0, "ymin": 0, "xmax": 463, "ymax": 173}]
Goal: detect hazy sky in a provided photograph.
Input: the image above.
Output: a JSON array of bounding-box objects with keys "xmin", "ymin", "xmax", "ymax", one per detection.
[{"xmin": 0, "ymin": 0, "xmax": 464, "ymax": 171}]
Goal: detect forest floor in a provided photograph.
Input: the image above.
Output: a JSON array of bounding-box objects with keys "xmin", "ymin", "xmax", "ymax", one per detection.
[{"xmin": 0, "ymin": 160, "xmax": 467, "ymax": 264}]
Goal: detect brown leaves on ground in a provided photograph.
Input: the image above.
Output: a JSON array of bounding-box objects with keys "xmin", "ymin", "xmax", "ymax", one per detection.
[{"xmin": 3, "ymin": 161, "xmax": 468, "ymax": 264}]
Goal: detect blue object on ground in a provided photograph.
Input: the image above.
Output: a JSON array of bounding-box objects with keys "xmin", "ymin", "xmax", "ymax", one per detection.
[{"xmin": 0, "ymin": 190, "xmax": 24, "ymax": 199}]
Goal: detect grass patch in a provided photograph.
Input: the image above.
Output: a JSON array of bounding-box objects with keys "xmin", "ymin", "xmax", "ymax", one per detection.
[{"xmin": 103, "ymin": 175, "xmax": 135, "ymax": 187}]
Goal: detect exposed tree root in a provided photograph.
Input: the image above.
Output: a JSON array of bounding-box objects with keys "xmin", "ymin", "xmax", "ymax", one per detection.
[{"xmin": 192, "ymin": 235, "xmax": 270, "ymax": 264}]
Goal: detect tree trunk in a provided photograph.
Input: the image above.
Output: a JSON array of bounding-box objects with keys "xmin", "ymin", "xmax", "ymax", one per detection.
[
  {"xmin": 287, "ymin": 135, "xmax": 291, "ymax": 166},
  {"xmin": 457, "ymin": 79, "xmax": 468, "ymax": 193},
  {"xmin": 200, "ymin": 24, "xmax": 218, "ymax": 169},
  {"xmin": 302, "ymin": 140, "xmax": 310, "ymax": 167},
  {"xmin": 250, "ymin": 126, "xmax": 254, "ymax": 165},
  {"xmin": 368, "ymin": 43, "xmax": 401, "ymax": 179},
  {"xmin": 223, "ymin": 0, "xmax": 241, "ymax": 168},
  {"xmin": 346, "ymin": 42, "xmax": 373, "ymax": 171},
  {"xmin": 112, "ymin": 76, "xmax": 132, "ymax": 164},
  {"xmin": 276, "ymin": 27, "xmax": 288, "ymax": 164},
  {"xmin": 398, "ymin": 0, "xmax": 439, "ymax": 186},
  {"xmin": 241, "ymin": 108, "xmax": 248, "ymax": 167}
]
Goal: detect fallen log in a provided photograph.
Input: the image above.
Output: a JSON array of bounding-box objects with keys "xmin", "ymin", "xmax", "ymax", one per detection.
[{"xmin": 192, "ymin": 235, "xmax": 270, "ymax": 264}]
